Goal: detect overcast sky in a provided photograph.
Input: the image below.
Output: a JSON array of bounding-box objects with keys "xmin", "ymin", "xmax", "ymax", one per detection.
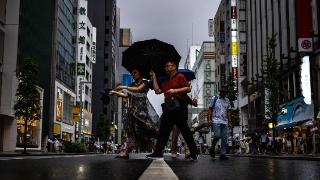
[{"xmin": 117, "ymin": 0, "xmax": 220, "ymax": 114}]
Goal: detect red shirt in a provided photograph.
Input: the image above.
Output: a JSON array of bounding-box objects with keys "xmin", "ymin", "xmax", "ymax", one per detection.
[{"xmin": 160, "ymin": 73, "xmax": 190, "ymax": 101}]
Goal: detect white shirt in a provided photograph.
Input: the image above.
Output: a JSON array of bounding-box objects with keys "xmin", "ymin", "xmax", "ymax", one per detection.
[{"xmin": 209, "ymin": 96, "xmax": 231, "ymax": 125}]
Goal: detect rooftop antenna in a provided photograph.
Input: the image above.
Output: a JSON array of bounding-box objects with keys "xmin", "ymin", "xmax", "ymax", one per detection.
[{"xmin": 192, "ymin": 23, "xmax": 194, "ymax": 45}]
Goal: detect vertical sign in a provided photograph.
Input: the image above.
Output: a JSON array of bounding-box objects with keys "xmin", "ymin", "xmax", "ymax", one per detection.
[
  {"xmin": 91, "ymin": 27, "xmax": 97, "ymax": 63},
  {"xmin": 231, "ymin": 0, "xmax": 236, "ymax": 6},
  {"xmin": 296, "ymin": 0, "xmax": 313, "ymax": 52},
  {"xmin": 301, "ymin": 56, "xmax": 312, "ymax": 104},
  {"xmin": 208, "ymin": 19, "xmax": 214, "ymax": 37},
  {"xmin": 230, "ymin": 2, "xmax": 238, "ymax": 80},
  {"xmin": 78, "ymin": 0, "xmax": 87, "ymax": 64},
  {"xmin": 231, "ymin": 6, "xmax": 237, "ymax": 19},
  {"xmin": 77, "ymin": 0, "xmax": 88, "ymax": 102}
]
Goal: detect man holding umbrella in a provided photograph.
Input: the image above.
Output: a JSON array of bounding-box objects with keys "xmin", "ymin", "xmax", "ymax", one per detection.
[{"xmin": 146, "ymin": 59, "xmax": 198, "ymax": 161}]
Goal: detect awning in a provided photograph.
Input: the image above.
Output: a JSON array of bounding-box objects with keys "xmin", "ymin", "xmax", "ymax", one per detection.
[{"xmin": 276, "ymin": 97, "xmax": 314, "ymax": 130}]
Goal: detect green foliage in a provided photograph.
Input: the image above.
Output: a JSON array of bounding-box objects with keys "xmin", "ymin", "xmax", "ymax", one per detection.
[
  {"xmin": 14, "ymin": 58, "xmax": 41, "ymax": 120},
  {"xmin": 14, "ymin": 58, "xmax": 41, "ymax": 153},
  {"xmin": 226, "ymin": 73, "xmax": 240, "ymax": 126},
  {"xmin": 226, "ymin": 73, "xmax": 238, "ymax": 108},
  {"xmin": 97, "ymin": 114, "xmax": 112, "ymax": 141},
  {"xmin": 230, "ymin": 109, "xmax": 240, "ymax": 126},
  {"xmin": 264, "ymin": 34, "xmax": 280, "ymax": 122},
  {"xmin": 63, "ymin": 141, "xmax": 87, "ymax": 153}
]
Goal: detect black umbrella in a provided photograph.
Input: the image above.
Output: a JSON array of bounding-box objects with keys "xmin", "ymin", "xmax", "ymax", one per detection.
[{"xmin": 122, "ymin": 39, "xmax": 181, "ymax": 79}]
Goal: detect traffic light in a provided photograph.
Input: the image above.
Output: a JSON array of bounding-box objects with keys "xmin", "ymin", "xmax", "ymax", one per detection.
[{"xmin": 100, "ymin": 88, "xmax": 111, "ymax": 105}]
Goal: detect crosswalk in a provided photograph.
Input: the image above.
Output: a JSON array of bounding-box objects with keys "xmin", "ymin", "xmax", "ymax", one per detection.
[{"xmin": 139, "ymin": 159, "xmax": 179, "ymax": 180}]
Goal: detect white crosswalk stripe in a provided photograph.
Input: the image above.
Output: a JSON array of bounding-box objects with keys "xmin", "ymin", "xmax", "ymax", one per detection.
[{"xmin": 138, "ymin": 159, "xmax": 179, "ymax": 180}]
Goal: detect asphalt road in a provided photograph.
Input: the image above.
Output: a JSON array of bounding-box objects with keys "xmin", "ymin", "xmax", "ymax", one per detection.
[{"xmin": 0, "ymin": 154, "xmax": 319, "ymax": 180}]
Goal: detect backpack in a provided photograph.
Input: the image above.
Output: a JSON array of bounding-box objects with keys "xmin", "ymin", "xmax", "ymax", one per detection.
[{"xmin": 211, "ymin": 96, "xmax": 219, "ymax": 109}]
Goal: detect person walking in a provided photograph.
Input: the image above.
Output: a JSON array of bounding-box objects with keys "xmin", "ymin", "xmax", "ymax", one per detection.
[
  {"xmin": 146, "ymin": 60, "xmax": 198, "ymax": 161},
  {"xmin": 208, "ymin": 86, "xmax": 231, "ymax": 160},
  {"xmin": 171, "ymin": 97, "xmax": 197, "ymax": 158},
  {"xmin": 109, "ymin": 69, "xmax": 159, "ymax": 159}
]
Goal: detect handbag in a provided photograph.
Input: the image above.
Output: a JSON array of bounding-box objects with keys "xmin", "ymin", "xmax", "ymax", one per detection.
[{"xmin": 161, "ymin": 98, "xmax": 181, "ymax": 112}]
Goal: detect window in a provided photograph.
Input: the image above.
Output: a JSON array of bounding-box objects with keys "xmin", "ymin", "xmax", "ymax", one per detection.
[
  {"xmin": 104, "ymin": 66, "xmax": 108, "ymax": 71},
  {"xmin": 104, "ymin": 78, "xmax": 108, "ymax": 84},
  {"xmin": 239, "ymin": 21, "xmax": 246, "ymax": 32},
  {"xmin": 86, "ymin": 42, "xmax": 90, "ymax": 52},
  {"xmin": 86, "ymin": 56, "xmax": 90, "ymax": 65},
  {"xmin": 239, "ymin": 0, "xmax": 246, "ymax": 9},
  {"xmin": 87, "ymin": 27, "xmax": 90, "ymax": 37},
  {"xmin": 105, "ymin": 16, "xmax": 109, "ymax": 21},
  {"xmin": 104, "ymin": 41, "xmax": 109, "ymax": 46},
  {"xmin": 105, "ymin": 29, "xmax": 109, "ymax": 34},
  {"xmin": 104, "ymin": 53, "xmax": 109, "ymax": 58},
  {"xmin": 85, "ymin": 86, "xmax": 89, "ymax": 95}
]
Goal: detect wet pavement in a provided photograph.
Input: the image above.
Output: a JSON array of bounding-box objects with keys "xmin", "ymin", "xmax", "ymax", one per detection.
[
  {"xmin": 0, "ymin": 154, "xmax": 151, "ymax": 180},
  {"xmin": 0, "ymin": 153, "xmax": 319, "ymax": 180},
  {"xmin": 167, "ymin": 155, "xmax": 320, "ymax": 180}
]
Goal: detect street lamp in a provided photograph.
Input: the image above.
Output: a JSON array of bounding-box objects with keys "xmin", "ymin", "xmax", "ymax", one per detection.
[{"xmin": 78, "ymin": 81, "xmax": 92, "ymax": 142}]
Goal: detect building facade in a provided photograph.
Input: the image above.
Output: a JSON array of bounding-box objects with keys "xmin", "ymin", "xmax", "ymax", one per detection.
[
  {"xmin": 115, "ymin": 28, "xmax": 132, "ymax": 144},
  {"xmin": 213, "ymin": 0, "xmax": 248, "ymax": 136},
  {"xmin": 0, "ymin": 0, "xmax": 20, "ymax": 151},
  {"xmin": 190, "ymin": 41, "xmax": 216, "ymax": 146},
  {"xmin": 88, "ymin": 0, "xmax": 120, "ymax": 137},
  {"xmin": 19, "ymin": 0, "xmax": 79, "ymax": 148}
]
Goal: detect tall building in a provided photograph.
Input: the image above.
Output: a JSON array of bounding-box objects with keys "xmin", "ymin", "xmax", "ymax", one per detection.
[
  {"xmin": 115, "ymin": 28, "xmax": 132, "ymax": 144},
  {"xmin": 246, "ymin": 0, "xmax": 317, "ymax": 141},
  {"xmin": 19, "ymin": 0, "xmax": 78, "ymax": 146},
  {"xmin": 213, "ymin": 0, "xmax": 226, "ymax": 91},
  {"xmin": 0, "ymin": 0, "xmax": 20, "ymax": 151},
  {"xmin": 311, "ymin": 0, "xmax": 320, "ymax": 120},
  {"xmin": 76, "ymin": 0, "xmax": 96, "ymax": 142},
  {"xmin": 190, "ymin": 41, "xmax": 216, "ymax": 146},
  {"xmin": 88, "ymin": 0, "xmax": 120, "ymax": 136},
  {"xmin": 213, "ymin": 0, "xmax": 248, "ymax": 136}
]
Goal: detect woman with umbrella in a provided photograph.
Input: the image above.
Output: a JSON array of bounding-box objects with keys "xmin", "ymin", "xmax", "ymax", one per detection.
[{"xmin": 109, "ymin": 69, "xmax": 159, "ymax": 158}]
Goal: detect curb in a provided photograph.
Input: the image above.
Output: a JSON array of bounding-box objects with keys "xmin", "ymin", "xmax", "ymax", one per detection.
[
  {"xmin": 0, "ymin": 152, "xmax": 104, "ymax": 157},
  {"xmin": 227, "ymin": 154, "xmax": 320, "ymax": 161}
]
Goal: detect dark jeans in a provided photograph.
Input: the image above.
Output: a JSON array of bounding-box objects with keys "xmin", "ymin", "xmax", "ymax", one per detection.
[{"xmin": 154, "ymin": 108, "xmax": 198, "ymax": 156}]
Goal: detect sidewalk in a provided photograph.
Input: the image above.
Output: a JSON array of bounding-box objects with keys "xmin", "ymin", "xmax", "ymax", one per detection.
[
  {"xmin": 227, "ymin": 153, "xmax": 320, "ymax": 161},
  {"xmin": 0, "ymin": 150, "xmax": 104, "ymax": 157}
]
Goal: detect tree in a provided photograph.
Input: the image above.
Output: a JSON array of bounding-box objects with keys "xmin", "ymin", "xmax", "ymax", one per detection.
[
  {"xmin": 263, "ymin": 34, "xmax": 281, "ymax": 142},
  {"xmin": 96, "ymin": 113, "xmax": 112, "ymax": 142},
  {"xmin": 226, "ymin": 73, "xmax": 240, "ymax": 127},
  {"xmin": 14, "ymin": 58, "xmax": 41, "ymax": 154}
]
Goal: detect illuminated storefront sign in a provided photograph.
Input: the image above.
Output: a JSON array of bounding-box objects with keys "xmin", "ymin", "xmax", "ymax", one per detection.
[
  {"xmin": 56, "ymin": 89, "xmax": 63, "ymax": 121},
  {"xmin": 301, "ymin": 56, "xmax": 311, "ymax": 104},
  {"xmin": 231, "ymin": 30, "xmax": 237, "ymax": 37},
  {"xmin": 231, "ymin": 42, "xmax": 238, "ymax": 56},
  {"xmin": 231, "ymin": 0, "xmax": 236, "ymax": 6},
  {"xmin": 232, "ymin": 55, "xmax": 238, "ymax": 67},
  {"xmin": 231, "ymin": 6, "xmax": 237, "ymax": 19},
  {"xmin": 231, "ymin": 19, "xmax": 237, "ymax": 30},
  {"xmin": 232, "ymin": 67, "xmax": 238, "ymax": 80}
]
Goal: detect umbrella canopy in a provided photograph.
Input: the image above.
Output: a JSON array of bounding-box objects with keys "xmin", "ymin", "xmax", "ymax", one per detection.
[
  {"xmin": 177, "ymin": 69, "xmax": 195, "ymax": 81},
  {"xmin": 122, "ymin": 39, "xmax": 181, "ymax": 79},
  {"xmin": 148, "ymin": 69, "xmax": 195, "ymax": 88}
]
